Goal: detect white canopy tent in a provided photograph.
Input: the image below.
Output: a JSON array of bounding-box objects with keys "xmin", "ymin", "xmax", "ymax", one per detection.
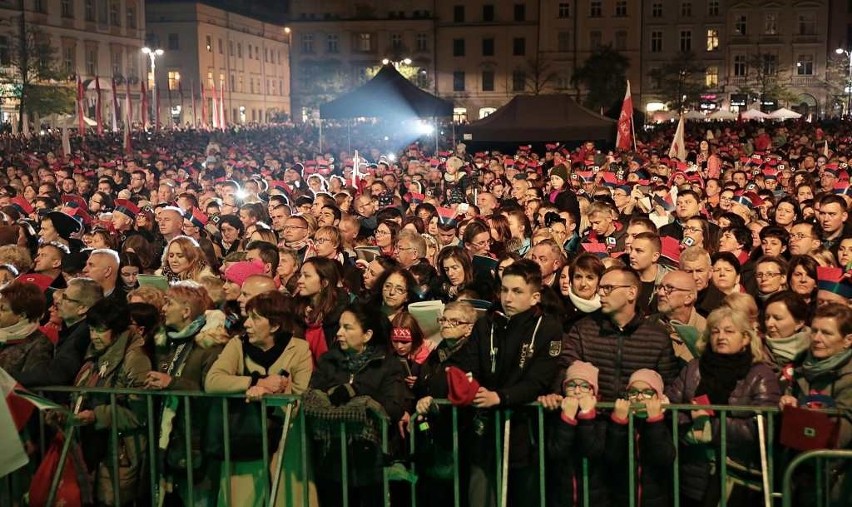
[
  {"xmin": 708, "ymin": 109, "xmax": 737, "ymax": 120},
  {"xmin": 45, "ymin": 113, "xmax": 97, "ymax": 129},
  {"xmin": 684, "ymin": 110, "xmax": 706, "ymax": 120},
  {"xmin": 767, "ymin": 107, "xmax": 802, "ymax": 120},
  {"xmin": 740, "ymin": 108, "xmax": 770, "ymax": 120}
]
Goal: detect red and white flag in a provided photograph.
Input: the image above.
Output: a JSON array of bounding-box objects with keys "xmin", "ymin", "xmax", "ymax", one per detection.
[
  {"xmin": 110, "ymin": 78, "xmax": 119, "ymax": 132},
  {"xmin": 140, "ymin": 78, "xmax": 149, "ymax": 129},
  {"xmin": 218, "ymin": 81, "xmax": 226, "ymax": 130},
  {"xmin": 211, "ymin": 82, "xmax": 219, "ymax": 129},
  {"xmin": 124, "ymin": 79, "xmax": 132, "ymax": 153},
  {"xmin": 94, "ymin": 76, "xmax": 103, "ymax": 136},
  {"xmin": 668, "ymin": 115, "xmax": 686, "ymax": 161},
  {"xmin": 0, "ymin": 367, "xmax": 32, "ymax": 477},
  {"xmin": 615, "ymin": 80, "xmax": 634, "ymax": 151},
  {"xmin": 76, "ymin": 76, "xmax": 85, "ymax": 136}
]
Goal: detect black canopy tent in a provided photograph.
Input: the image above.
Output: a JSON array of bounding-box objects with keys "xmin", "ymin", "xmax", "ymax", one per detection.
[
  {"xmin": 460, "ymin": 94, "xmax": 617, "ymax": 144},
  {"xmin": 318, "ymin": 65, "xmax": 453, "ymax": 152}
]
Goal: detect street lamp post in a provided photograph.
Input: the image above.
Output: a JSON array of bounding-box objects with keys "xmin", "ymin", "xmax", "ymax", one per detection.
[
  {"xmin": 382, "ymin": 57, "xmax": 412, "ymax": 70},
  {"xmin": 835, "ymin": 48, "xmax": 852, "ymax": 117},
  {"xmin": 142, "ymin": 47, "xmax": 164, "ymax": 129}
]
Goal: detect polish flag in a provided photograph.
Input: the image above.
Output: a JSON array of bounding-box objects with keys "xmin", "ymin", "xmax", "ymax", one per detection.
[
  {"xmin": 75, "ymin": 76, "xmax": 85, "ymax": 135},
  {"xmin": 0, "ymin": 367, "xmax": 32, "ymax": 477},
  {"xmin": 615, "ymin": 80, "xmax": 634, "ymax": 151},
  {"xmin": 668, "ymin": 115, "xmax": 686, "ymax": 161}
]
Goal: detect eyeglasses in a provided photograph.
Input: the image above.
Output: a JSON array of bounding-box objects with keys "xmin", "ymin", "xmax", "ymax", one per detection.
[
  {"xmin": 597, "ymin": 284, "xmax": 633, "ymax": 295},
  {"xmin": 657, "ymin": 284, "xmax": 691, "ymax": 295},
  {"xmin": 375, "ymin": 229, "xmax": 390, "ymax": 236},
  {"xmin": 564, "ymin": 381, "xmax": 593, "ymax": 393},
  {"xmin": 383, "ymin": 283, "xmax": 406, "ymax": 296},
  {"xmin": 437, "ymin": 317, "xmax": 472, "ymax": 327},
  {"xmin": 626, "ymin": 389, "xmax": 657, "ymax": 399},
  {"xmin": 755, "ymin": 272, "xmax": 782, "ymax": 280},
  {"xmin": 470, "ymin": 239, "xmax": 491, "ymax": 249},
  {"xmin": 789, "ymin": 233, "xmax": 813, "ymax": 240},
  {"xmin": 314, "ymin": 238, "xmax": 334, "ymax": 245},
  {"xmin": 683, "ymin": 226, "xmax": 703, "ymax": 234},
  {"xmin": 59, "ymin": 293, "xmax": 83, "ymax": 305}
]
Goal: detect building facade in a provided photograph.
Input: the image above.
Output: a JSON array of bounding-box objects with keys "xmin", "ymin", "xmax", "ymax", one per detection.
[
  {"xmin": 287, "ymin": 0, "xmax": 435, "ymax": 122},
  {"xmin": 289, "ymin": 0, "xmax": 847, "ymax": 120},
  {"xmin": 0, "ymin": 0, "xmax": 145, "ymax": 127},
  {"xmin": 146, "ymin": 0, "xmax": 290, "ymax": 126}
]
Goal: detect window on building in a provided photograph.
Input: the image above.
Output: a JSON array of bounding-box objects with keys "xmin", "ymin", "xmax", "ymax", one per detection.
[
  {"xmin": 228, "ymin": 40, "xmax": 234, "ymax": 56},
  {"xmin": 651, "ymin": 2, "xmax": 662, "ymax": 17},
  {"xmin": 168, "ymin": 71, "xmax": 181, "ymax": 91},
  {"xmin": 734, "ymin": 55, "xmax": 747, "ymax": 76},
  {"xmin": 734, "ymin": 15, "xmax": 747, "ymax": 36},
  {"xmin": 557, "ymin": 31, "xmax": 571, "ymax": 52},
  {"xmin": 127, "ymin": 50, "xmax": 136, "ymax": 77},
  {"xmin": 514, "ymin": 4, "xmax": 526, "ymax": 21},
  {"xmin": 651, "ymin": 31, "xmax": 663, "ymax": 52},
  {"xmin": 512, "ymin": 71, "xmax": 526, "ymax": 92},
  {"xmin": 798, "ymin": 13, "xmax": 816, "ymax": 35},
  {"xmin": 708, "ymin": 0, "xmax": 719, "ymax": 16},
  {"xmin": 680, "ymin": 30, "xmax": 692, "ymax": 51},
  {"xmin": 0, "ymin": 36, "xmax": 7, "ymax": 66},
  {"xmin": 34, "ymin": 0, "xmax": 45, "ymax": 13},
  {"xmin": 207, "ymin": 72, "xmax": 213, "ymax": 88},
  {"xmin": 416, "ymin": 33, "xmax": 428, "ymax": 52},
  {"xmin": 797, "ymin": 54, "xmax": 814, "ymax": 75},
  {"xmin": 762, "ymin": 54, "xmax": 778, "ymax": 75},
  {"xmin": 483, "ymin": 4, "xmax": 494, "ymax": 21},
  {"xmin": 558, "ymin": 2, "xmax": 570, "ymax": 18},
  {"xmin": 615, "ymin": 30, "xmax": 627, "ymax": 50},
  {"xmin": 357, "ymin": 33, "xmax": 372, "ymax": 52},
  {"xmin": 513, "ymin": 37, "xmax": 526, "ymax": 56},
  {"xmin": 109, "ymin": 51, "xmax": 120, "ymax": 75},
  {"xmin": 300, "ymin": 34, "xmax": 313, "ymax": 53},
  {"xmin": 61, "ymin": 0, "xmax": 73, "ymax": 18},
  {"xmin": 590, "ymin": 31, "xmax": 602, "ymax": 49},
  {"xmin": 205, "ymin": 35, "xmax": 212, "ymax": 52},
  {"xmin": 453, "ymin": 71, "xmax": 465, "ymax": 91},
  {"xmin": 237, "ymin": 43, "xmax": 242, "ymax": 57},
  {"xmin": 238, "ymin": 75, "xmax": 243, "ymax": 92},
  {"xmin": 482, "ymin": 38, "xmax": 494, "ymax": 56},
  {"xmin": 764, "ymin": 13, "xmax": 777, "ymax": 35},
  {"xmin": 168, "ymin": 33, "xmax": 179, "ymax": 51},
  {"xmin": 590, "ymin": 1, "xmax": 602, "ymax": 17},
  {"xmin": 556, "ymin": 74, "xmax": 570, "ymax": 90},
  {"xmin": 85, "ymin": 47, "xmax": 96, "ymax": 75},
  {"xmin": 218, "ymin": 39, "xmax": 223, "ymax": 54},
  {"xmin": 327, "ymin": 34, "xmax": 339, "ymax": 53},
  {"xmin": 110, "ymin": 1, "xmax": 119, "ymax": 25},
  {"xmin": 706, "ymin": 29, "xmax": 719, "ymax": 51},
  {"xmin": 126, "ymin": 5, "xmax": 136, "ymax": 28},
  {"xmin": 482, "ymin": 70, "xmax": 494, "ymax": 91},
  {"xmin": 615, "ymin": 1, "xmax": 627, "ymax": 16},
  {"xmin": 63, "ymin": 46, "xmax": 74, "ymax": 74},
  {"xmin": 681, "ymin": 2, "xmax": 692, "ymax": 16},
  {"xmin": 453, "ymin": 5, "xmax": 465, "ymax": 22},
  {"xmin": 453, "ymin": 38, "xmax": 465, "ymax": 57},
  {"xmin": 84, "ymin": 0, "xmax": 94, "ymax": 21},
  {"xmin": 391, "ymin": 33, "xmax": 403, "ymax": 50},
  {"xmin": 706, "ymin": 66, "xmax": 718, "ymax": 87}
]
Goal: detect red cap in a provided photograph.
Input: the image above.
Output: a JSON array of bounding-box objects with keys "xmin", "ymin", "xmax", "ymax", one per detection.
[
  {"xmin": 660, "ymin": 236, "xmax": 681, "ymax": 264},
  {"xmin": 446, "ymin": 366, "xmax": 480, "ymax": 406},
  {"xmin": 10, "ymin": 196, "xmax": 34, "ymax": 215},
  {"xmin": 16, "ymin": 273, "xmax": 54, "ymax": 292},
  {"xmin": 114, "ymin": 199, "xmax": 140, "ymax": 219},
  {"xmin": 65, "ymin": 206, "xmax": 92, "ymax": 227},
  {"xmin": 61, "ymin": 194, "xmax": 87, "ymax": 209},
  {"xmin": 189, "ymin": 208, "xmax": 209, "ymax": 228}
]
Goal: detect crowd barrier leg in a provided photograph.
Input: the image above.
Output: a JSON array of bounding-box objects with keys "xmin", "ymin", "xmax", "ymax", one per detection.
[
  {"xmin": 220, "ymin": 397, "xmax": 231, "ymax": 506},
  {"xmin": 269, "ymin": 403, "xmax": 294, "ymax": 507},
  {"xmin": 183, "ymin": 396, "xmax": 194, "ymax": 506},
  {"xmin": 109, "ymin": 394, "xmax": 121, "ymax": 507},
  {"xmin": 782, "ymin": 450, "xmax": 852, "ymax": 507}
]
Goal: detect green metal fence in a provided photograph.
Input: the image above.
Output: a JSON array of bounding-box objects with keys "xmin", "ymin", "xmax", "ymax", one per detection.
[{"xmin": 2, "ymin": 387, "xmax": 848, "ymax": 507}]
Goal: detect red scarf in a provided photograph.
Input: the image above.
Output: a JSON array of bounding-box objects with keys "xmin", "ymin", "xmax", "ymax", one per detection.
[{"xmin": 304, "ymin": 322, "xmax": 328, "ymax": 367}]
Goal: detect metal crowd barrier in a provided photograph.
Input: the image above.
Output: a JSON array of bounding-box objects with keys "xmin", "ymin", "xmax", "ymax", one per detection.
[{"xmin": 2, "ymin": 387, "xmax": 848, "ymax": 507}]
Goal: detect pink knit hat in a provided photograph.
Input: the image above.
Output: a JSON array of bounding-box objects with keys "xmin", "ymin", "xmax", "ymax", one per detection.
[
  {"xmin": 224, "ymin": 259, "xmax": 266, "ymax": 287},
  {"xmin": 563, "ymin": 361, "xmax": 599, "ymax": 394},
  {"xmin": 628, "ymin": 369, "xmax": 665, "ymax": 398}
]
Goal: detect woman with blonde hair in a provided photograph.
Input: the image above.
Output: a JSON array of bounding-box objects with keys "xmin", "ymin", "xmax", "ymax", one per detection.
[
  {"xmin": 666, "ymin": 306, "xmax": 781, "ymax": 507},
  {"xmin": 158, "ymin": 235, "xmax": 216, "ymax": 283}
]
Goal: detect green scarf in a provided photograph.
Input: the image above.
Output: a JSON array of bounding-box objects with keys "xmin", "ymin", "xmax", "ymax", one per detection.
[
  {"xmin": 801, "ymin": 349, "xmax": 852, "ymax": 383},
  {"xmin": 766, "ymin": 330, "xmax": 810, "ymax": 365},
  {"xmin": 166, "ymin": 315, "xmax": 206, "ymax": 342}
]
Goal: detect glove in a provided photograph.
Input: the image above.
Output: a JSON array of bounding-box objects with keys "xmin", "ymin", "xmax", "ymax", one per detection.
[{"xmin": 328, "ymin": 384, "xmax": 356, "ymax": 406}]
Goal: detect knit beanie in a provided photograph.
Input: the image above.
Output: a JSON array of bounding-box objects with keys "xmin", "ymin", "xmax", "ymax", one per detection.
[
  {"xmin": 563, "ymin": 361, "xmax": 599, "ymax": 395},
  {"xmin": 550, "ymin": 164, "xmax": 569, "ymax": 183},
  {"xmin": 628, "ymin": 369, "xmax": 665, "ymax": 398},
  {"xmin": 224, "ymin": 259, "xmax": 266, "ymax": 287}
]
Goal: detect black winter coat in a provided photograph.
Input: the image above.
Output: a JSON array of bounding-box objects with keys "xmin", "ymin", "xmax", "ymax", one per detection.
[
  {"xmin": 546, "ymin": 412, "xmax": 608, "ymax": 507},
  {"xmin": 562, "ymin": 312, "xmax": 679, "ymax": 401},
  {"xmin": 18, "ymin": 319, "xmax": 91, "ymax": 388},
  {"xmin": 664, "ymin": 359, "xmax": 781, "ymax": 501},
  {"xmin": 606, "ymin": 416, "xmax": 676, "ymax": 507}
]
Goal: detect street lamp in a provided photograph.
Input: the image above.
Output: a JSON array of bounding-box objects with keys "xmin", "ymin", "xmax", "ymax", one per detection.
[
  {"xmin": 835, "ymin": 48, "xmax": 852, "ymax": 117},
  {"xmin": 382, "ymin": 57, "xmax": 412, "ymax": 69},
  {"xmin": 142, "ymin": 46, "xmax": 164, "ymax": 129}
]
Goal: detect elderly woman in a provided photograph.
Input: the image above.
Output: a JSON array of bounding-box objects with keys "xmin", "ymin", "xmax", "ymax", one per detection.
[
  {"xmin": 372, "ymin": 266, "xmax": 418, "ymax": 321},
  {"xmin": 306, "ymin": 301, "xmax": 409, "ymax": 507},
  {"xmin": 779, "ymin": 303, "xmax": 852, "ymax": 505},
  {"xmin": 158, "ymin": 235, "xmax": 217, "ymax": 283},
  {"xmin": 0, "ymin": 280, "xmax": 52, "ymax": 379},
  {"xmin": 763, "ymin": 291, "xmax": 811, "ymax": 374},
  {"xmin": 755, "ymin": 256, "xmax": 789, "ymax": 310},
  {"xmin": 72, "ymin": 299, "xmax": 151, "ymax": 506},
  {"xmin": 206, "ymin": 291, "xmax": 313, "ymax": 507},
  {"xmin": 666, "ymin": 306, "xmax": 781, "ymax": 507},
  {"xmin": 146, "ymin": 282, "xmax": 229, "ymax": 506}
]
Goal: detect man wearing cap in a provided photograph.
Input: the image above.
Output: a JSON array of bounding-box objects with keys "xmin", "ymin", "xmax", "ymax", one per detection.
[
  {"xmin": 40, "ymin": 211, "xmax": 82, "ymax": 250},
  {"xmin": 112, "ymin": 198, "xmax": 141, "ymax": 245},
  {"xmin": 18, "ymin": 278, "xmax": 104, "ymax": 388}
]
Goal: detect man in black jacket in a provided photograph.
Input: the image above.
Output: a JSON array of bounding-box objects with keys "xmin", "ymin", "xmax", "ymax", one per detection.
[
  {"xmin": 465, "ymin": 259, "xmax": 562, "ymax": 507},
  {"xmin": 680, "ymin": 246, "xmax": 726, "ymax": 318},
  {"xmin": 18, "ymin": 277, "xmax": 103, "ymax": 387}
]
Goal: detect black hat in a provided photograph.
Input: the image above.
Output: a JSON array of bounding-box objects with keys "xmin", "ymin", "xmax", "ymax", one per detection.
[{"xmin": 45, "ymin": 211, "xmax": 83, "ymax": 240}]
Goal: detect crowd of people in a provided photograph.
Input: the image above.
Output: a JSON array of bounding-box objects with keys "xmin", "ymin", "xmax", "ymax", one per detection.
[{"xmin": 0, "ymin": 119, "xmax": 850, "ymax": 507}]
